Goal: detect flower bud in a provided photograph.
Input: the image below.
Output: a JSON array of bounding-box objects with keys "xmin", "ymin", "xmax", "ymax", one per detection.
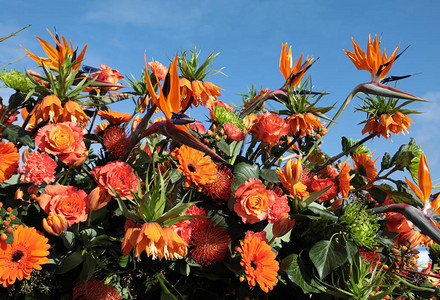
[
  {"xmin": 272, "ymin": 213, "xmax": 295, "ymax": 238},
  {"xmin": 87, "ymin": 186, "xmax": 112, "ymax": 211},
  {"xmin": 42, "ymin": 212, "xmax": 68, "ymax": 236}
]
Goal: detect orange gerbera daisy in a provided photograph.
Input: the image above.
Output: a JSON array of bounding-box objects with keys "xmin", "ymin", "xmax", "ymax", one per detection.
[
  {"xmin": 343, "ymin": 34, "xmax": 400, "ymax": 82},
  {"xmin": 22, "ymin": 29, "xmax": 87, "ymax": 72},
  {"xmin": 94, "ymin": 122, "xmax": 110, "ymax": 134},
  {"xmin": 0, "ymin": 225, "xmax": 50, "ymax": 287},
  {"xmin": 172, "ymin": 145, "xmax": 217, "ymax": 189},
  {"xmin": 98, "ymin": 110, "xmax": 131, "ymax": 124},
  {"xmin": 352, "ymin": 152, "xmax": 379, "ymax": 182},
  {"xmin": 338, "ymin": 162, "xmax": 352, "ymax": 198},
  {"xmin": 0, "ymin": 141, "xmax": 20, "ymax": 183},
  {"xmin": 238, "ymin": 236, "xmax": 279, "ymax": 293},
  {"xmin": 362, "ymin": 112, "xmax": 413, "ymax": 139},
  {"xmin": 280, "ymin": 43, "xmax": 314, "ymax": 88},
  {"xmin": 285, "ymin": 112, "xmax": 321, "ymax": 137}
]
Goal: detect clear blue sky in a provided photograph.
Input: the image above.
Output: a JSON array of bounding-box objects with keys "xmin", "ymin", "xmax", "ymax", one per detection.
[{"xmin": 1, "ymin": 0, "xmax": 439, "ymax": 185}]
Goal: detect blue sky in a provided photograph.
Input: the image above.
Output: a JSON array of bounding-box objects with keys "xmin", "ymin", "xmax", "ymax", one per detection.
[{"xmin": 1, "ymin": 0, "xmax": 440, "ymax": 184}]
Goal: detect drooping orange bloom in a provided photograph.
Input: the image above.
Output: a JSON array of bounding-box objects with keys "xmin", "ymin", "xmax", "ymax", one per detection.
[
  {"xmin": 362, "ymin": 112, "xmax": 413, "ymax": 139},
  {"xmin": 406, "ymin": 152, "xmax": 440, "ymax": 214},
  {"xmin": 352, "ymin": 152, "xmax": 379, "ymax": 182},
  {"xmin": 238, "ymin": 236, "xmax": 279, "ymax": 293},
  {"xmin": 0, "ymin": 141, "xmax": 20, "ymax": 183},
  {"xmin": 189, "ymin": 219, "xmax": 230, "ymax": 266},
  {"xmin": 31, "ymin": 94, "xmax": 63, "ymax": 124},
  {"xmin": 0, "ymin": 225, "xmax": 50, "ymax": 287},
  {"xmin": 98, "ymin": 110, "xmax": 131, "ymax": 125},
  {"xmin": 276, "ymin": 159, "xmax": 309, "ymax": 199},
  {"xmin": 343, "ymin": 34, "xmax": 399, "ymax": 82},
  {"xmin": 134, "ymin": 222, "xmax": 187, "ymax": 260},
  {"xmin": 285, "ymin": 112, "xmax": 322, "ymax": 137},
  {"xmin": 172, "ymin": 145, "xmax": 217, "ymax": 189},
  {"xmin": 22, "ymin": 29, "xmax": 87, "ymax": 72},
  {"xmin": 338, "ymin": 162, "xmax": 352, "ymax": 198},
  {"xmin": 280, "ymin": 43, "xmax": 314, "ymax": 88},
  {"xmin": 180, "ymin": 78, "xmax": 222, "ymax": 109},
  {"xmin": 61, "ymin": 100, "xmax": 90, "ymax": 127}
]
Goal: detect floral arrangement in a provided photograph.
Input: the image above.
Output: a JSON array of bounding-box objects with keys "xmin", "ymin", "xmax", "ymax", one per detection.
[{"xmin": 0, "ymin": 26, "xmax": 439, "ymax": 299}]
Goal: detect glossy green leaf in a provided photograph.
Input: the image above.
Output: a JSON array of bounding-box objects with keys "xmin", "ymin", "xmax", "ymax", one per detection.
[{"xmin": 309, "ymin": 239, "xmax": 347, "ymax": 279}]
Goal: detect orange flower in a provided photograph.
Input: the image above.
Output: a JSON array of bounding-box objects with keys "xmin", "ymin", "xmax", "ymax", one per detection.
[
  {"xmin": 87, "ymin": 186, "xmax": 112, "ymax": 211},
  {"xmin": 98, "ymin": 110, "xmax": 131, "ymax": 124},
  {"xmin": 338, "ymin": 162, "xmax": 352, "ymax": 198},
  {"xmin": 0, "ymin": 225, "xmax": 50, "ymax": 287},
  {"xmin": 73, "ymin": 279, "xmax": 121, "ymax": 300},
  {"xmin": 148, "ymin": 61, "xmax": 168, "ymax": 81},
  {"xmin": 38, "ymin": 185, "xmax": 89, "ymax": 227},
  {"xmin": 134, "ymin": 222, "xmax": 187, "ymax": 260},
  {"xmin": 189, "ymin": 219, "xmax": 230, "ymax": 266},
  {"xmin": 272, "ymin": 213, "xmax": 295, "ymax": 238},
  {"xmin": 179, "ymin": 79, "xmax": 223, "ymax": 110},
  {"xmin": 352, "ymin": 152, "xmax": 379, "ymax": 182},
  {"xmin": 234, "ymin": 178, "xmax": 270, "ymax": 224},
  {"xmin": 31, "ymin": 94, "xmax": 63, "ymax": 124},
  {"xmin": 0, "ymin": 141, "xmax": 19, "ymax": 183},
  {"xmin": 22, "ymin": 29, "xmax": 87, "ymax": 72},
  {"xmin": 35, "ymin": 122, "xmax": 87, "ymax": 165},
  {"xmin": 343, "ymin": 34, "xmax": 399, "ymax": 82},
  {"xmin": 91, "ymin": 161, "xmax": 139, "ymax": 200},
  {"xmin": 121, "ymin": 221, "xmax": 141, "ymax": 257},
  {"xmin": 42, "ymin": 212, "xmax": 68, "ymax": 236},
  {"xmin": 203, "ymin": 165, "xmax": 235, "ymax": 201},
  {"xmin": 362, "ymin": 112, "xmax": 413, "ymax": 139},
  {"xmin": 172, "ymin": 145, "xmax": 217, "ymax": 189},
  {"xmin": 280, "ymin": 43, "xmax": 314, "ymax": 87},
  {"xmin": 238, "ymin": 236, "xmax": 279, "ymax": 293},
  {"xmin": 250, "ymin": 111, "xmax": 289, "ymax": 143},
  {"xmin": 61, "ymin": 100, "xmax": 89, "ymax": 126},
  {"xmin": 21, "ymin": 151, "xmax": 57, "ymax": 185},
  {"xmin": 94, "ymin": 122, "xmax": 110, "ymax": 134},
  {"xmin": 103, "ymin": 125, "xmax": 131, "ymax": 158},
  {"xmin": 405, "ymin": 152, "xmax": 440, "ymax": 214},
  {"xmin": 276, "ymin": 159, "xmax": 309, "ymax": 199},
  {"xmin": 83, "ymin": 64, "xmax": 124, "ymax": 92},
  {"xmin": 285, "ymin": 112, "xmax": 321, "ymax": 137}
]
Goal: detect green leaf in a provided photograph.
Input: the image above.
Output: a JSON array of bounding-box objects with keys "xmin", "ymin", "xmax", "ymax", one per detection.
[
  {"xmin": 61, "ymin": 231, "xmax": 76, "ymax": 249},
  {"xmin": 282, "ymin": 253, "xmax": 320, "ymax": 293},
  {"xmin": 303, "ymin": 185, "xmax": 333, "ymax": 206},
  {"xmin": 307, "ymin": 202, "xmax": 338, "ymax": 221},
  {"xmin": 390, "ymin": 143, "xmax": 414, "ymax": 170},
  {"xmin": 80, "ymin": 253, "xmax": 97, "ymax": 282},
  {"xmin": 56, "ymin": 250, "xmax": 84, "ymax": 274},
  {"xmin": 155, "ymin": 202, "xmax": 196, "ymax": 225},
  {"xmin": 231, "ymin": 162, "xmax": 259, "ymax": 193},
  {"xmin": 341, "ymin": 136, "xmax": 350, "ymax": 153},
  {"xmin": 309, "ymin": 239, "xmax": 347, "ymax": 279},
  {"xmin": 260, "ymin": 169, "xmax": 280, "ymax": 183},
  {"xmin": 2, "ymin": 125, "xmax": 35, "ymax": 148},
  {"xmin": 381, "ymin": 152, "xmax": 392, "ymax": 170},
  {"xmin": 343, "ymin": 239, "xmax": 358, "ymax": 264},
  {"xmin": 157, "ymin": 274, "xmax": 178, "ymax": 300}
]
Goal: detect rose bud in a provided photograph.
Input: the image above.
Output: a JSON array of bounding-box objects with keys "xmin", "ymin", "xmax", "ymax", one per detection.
[{"xmin": 42, "ymin": 212, "xmax": 68, "ymax": 236}]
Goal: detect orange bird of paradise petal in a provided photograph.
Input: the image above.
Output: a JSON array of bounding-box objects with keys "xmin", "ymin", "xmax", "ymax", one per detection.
[
  {"xmin": 343, "ymin": 34, "xmax": 399, "ymax": 82},
  {"xmin": 143, "ymin": 52, "xmax": 225, "ymax": 162},
  {"xmin": 279, "ymin": 43, "xmax": 314, "ymax": 88},
  {"xmin": 22, "ymin": 29, "xmax": 87, "ymax": 72},
  {"xmin": 405, "ymin": 152, "xmax": 440, "ymax": 213}
]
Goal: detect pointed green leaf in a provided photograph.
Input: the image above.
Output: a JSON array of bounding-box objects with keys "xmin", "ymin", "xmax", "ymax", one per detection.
[{"xmin": 309, "ymin": 239, "xmax": 347, "ymax": 279}]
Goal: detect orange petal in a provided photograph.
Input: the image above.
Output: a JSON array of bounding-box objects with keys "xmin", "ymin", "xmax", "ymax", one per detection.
[
  {"xmin": 405, "ymin": 176, "xmax": 424, "ymax": 202},
  {"xmin": 418, "ymin": 152, "xmax": 432, "ymax": 202}
]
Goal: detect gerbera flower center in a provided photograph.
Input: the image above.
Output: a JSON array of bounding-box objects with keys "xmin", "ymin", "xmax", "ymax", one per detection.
[
  {"xmin": 11, "ymin": 250, "xmax": 24, "ymax": 263},
  {"xmin": 187, "ymin": 163, "xmax": 196, "ymax": 173},
  {"xmin": 250, "ymin": 260, "xmax": 257, "ymax": 269}
]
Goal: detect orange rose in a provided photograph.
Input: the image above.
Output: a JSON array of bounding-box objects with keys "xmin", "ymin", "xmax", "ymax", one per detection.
[
  {"xmin": 35, "ymin": 122, "xmax": 87, "ymax": 165},
  {"xmin": 234, "ymin": 178, "xmax": 270, "ymax": 224},
  {"xmin": 91, "ymin": 161, "xmax": 139, "ymax": 200},
  {"xmin": 38, "ymin": 185, "xmax": 89, "ymax": 227},
  {"xmin": 250, "ymin": 111, "xmax": 289, "ymax": 143},
  {"xmin": 84, "ymin": 64, "xmax": 124, "ymax": 92}
]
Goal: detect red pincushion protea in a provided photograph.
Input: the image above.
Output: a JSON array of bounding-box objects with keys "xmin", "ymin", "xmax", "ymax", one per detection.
[
  {"xmin": 203, "ymin": 165, "xmax": 235, "ymax": 201},
  {"xmin": 73, "ymin": 279, "xmax": 121, "ymax": 300},
  {"xmin": 189, "ymin": 219, "xmax": 230, "ymax": 266},
  {"xmin": 103, "ymin": 126, "xmax": 131, "ymax": 158}
]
